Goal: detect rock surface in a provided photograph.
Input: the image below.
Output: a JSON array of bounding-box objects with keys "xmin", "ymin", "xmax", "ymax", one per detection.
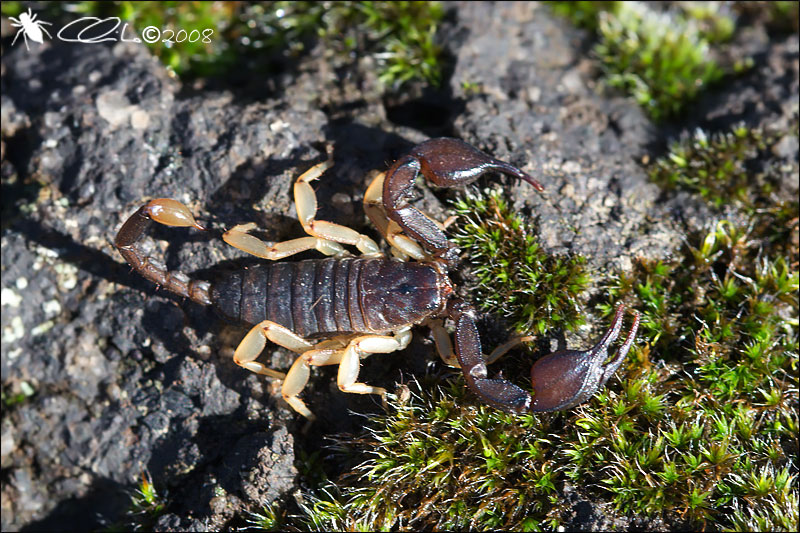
[{"xmin": 1, "ymin": 2, "xmax": 796, "ymax": 530}]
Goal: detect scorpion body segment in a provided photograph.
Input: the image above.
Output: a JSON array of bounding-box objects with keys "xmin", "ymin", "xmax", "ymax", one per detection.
[
  {"xmin": 115, "ymin": 138, "xmax": 638, "ymax": 420},
  {"xmin": 211, "ymin": 257, "xmax": 450, "ymax": 338}
]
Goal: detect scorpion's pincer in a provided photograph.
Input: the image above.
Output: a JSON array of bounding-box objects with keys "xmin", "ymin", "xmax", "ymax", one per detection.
[{"xmin": 529, "ymin": 304, "xmax": 640, "ymax": 412}]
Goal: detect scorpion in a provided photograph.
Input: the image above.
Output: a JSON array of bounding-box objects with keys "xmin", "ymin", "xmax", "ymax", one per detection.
[{"xmin": 115, "ymin": 138, "xmax": 639, "ymax": 420}]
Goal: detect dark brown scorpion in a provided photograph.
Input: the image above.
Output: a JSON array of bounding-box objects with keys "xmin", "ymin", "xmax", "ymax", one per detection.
[{"xmin": 115, "ymin": 138, "xmax": 639, "ymax": 420}]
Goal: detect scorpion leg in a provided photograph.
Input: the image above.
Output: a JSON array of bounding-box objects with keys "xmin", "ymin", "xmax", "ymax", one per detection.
[
  {"xmin": 337, "ymin": 329, "xmax": 412, "ymax": 396},
  {"xmin": 281, "ymin": 337, "xmax": 350, "ymax": 420},
  {"xmin": 223, "ymin": 225, "xmax": 346, "ymax": 260},
  {"xmin": 428, "ymin": 319, "xmax": 459, "ymax": 367},
  {"xmin": 447, "ymin": 299, "xmax": 639, "ymax": 414},
  {"xmin": 281, "ymin": 329, "xmax": 412, "ymax": 420},
  {"xmin": 233, "ymin": 319, "xmax": 314, "ymax": 379},
  {"xmin": 383, "ymin": 138, "xmax": 544, "ymax": 261},
  {"xmin": 224, "ymin": 159, "xmax": 383, "ymax": 259},
  {"xmin": 294, "ymin": 160, "xmax": 382, "ymax": 256}
]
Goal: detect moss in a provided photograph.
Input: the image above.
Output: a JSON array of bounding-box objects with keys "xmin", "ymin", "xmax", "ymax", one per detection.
[
  {"xmin": 547, "ymin": 0, "xmax": 622, "ymax": 31},
  {"xmin": 592, "ymin": 216, "xmax": 798, "ymax": 528},
  {"xmin": 649, "ymin": 124, "xmax": 791, "ymax": 211},
  {"xmin": 258, "ymin": 1, "xmax": 445, "ymax": 88},
  {"xmin": 244, "ymin": 502, "xmax": 285, "ymax": 531},
  {"xmin": 550, "ymin": 1, "xmax": 739, "ymax": 121},
  {"xmin": 107, "ymin": 471, "xmax": 167, "ymax": 531},
  {"xmin": 0, "ymin": 381, "xmax": 35, "ymax": 408},
  {"xmin": 649, "ymin": 122, "xmax": 799, "ymax": 265},
  {"xmin": 54, "ymin": 2, "xmax": 445, "ymax": 86},
  {"xmin": 294, "ymin": 379, "xmax": 566, "ymax": 531},
  {"xmin": 733, "ymin": 1, "xmax": 800, "ymax": 35},
  {"xmin": 450, "ymin": 189, "xmax": 591, "ymax": 335}
]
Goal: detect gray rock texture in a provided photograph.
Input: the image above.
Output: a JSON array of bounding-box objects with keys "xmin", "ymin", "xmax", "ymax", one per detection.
[{"xmin": 1, "ymin": 1, "xmax": 796, "ymax": 530}]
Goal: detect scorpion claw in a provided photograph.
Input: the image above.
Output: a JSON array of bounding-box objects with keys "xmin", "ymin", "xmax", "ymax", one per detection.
[
  {"xmin": 529, "ymin": 304, "xmax": 640, "ymax": 412},
  {"xmin": 383, "ymin": 138, "xmax": 544, "ymax": 259}
]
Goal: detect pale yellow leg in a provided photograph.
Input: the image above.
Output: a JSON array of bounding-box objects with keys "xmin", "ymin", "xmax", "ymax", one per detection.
[
  {"xmin": 337, "ymin": 329, "xmax": 412, "ymax": 397},
  {"xmin": 233, "ymin": 320, "xmax": 314, "ymax": 378},
  {"xmin": 280, "ymin": 329, "xmax": 412, "ymax": 419},
  {"xmin": 428, "ymin": 319, "xmax": 459, "ymax": 367},
  {"xmin": 295, "ymin": 161, "xmax": 381, "ymax": 256},
  {"xmin": 281, "ymin": 337, "xmax": 351, "ymax": 420},
  {"xmin": 428, "ymin": 319, "xmax": 532, "ymax": 368},
  {"xmin": 485, "ymin": 336, "xmax": 535, "ymax": 365},
  {"xmin": 223, "ymin": 223, "xmax": 346, "ymax": 259}
]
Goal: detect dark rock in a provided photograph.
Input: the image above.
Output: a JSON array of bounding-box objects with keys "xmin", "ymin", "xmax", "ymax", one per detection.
[{"xmin": 1, "ymin": 2, "xmax": 796, "ymax": 531}]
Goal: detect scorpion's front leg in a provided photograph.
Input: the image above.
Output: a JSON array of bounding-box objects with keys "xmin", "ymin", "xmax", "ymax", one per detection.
[
  {"xmin": 224, "ymin": 160, "xmax": 382, "ymax": 259},
  {"xmin": 383, "ymin": 138, "xmax": 544, "ymax": 261},
  {"xmin": 447, "ymin": 300, "xmax": 639, "ymax": 413}
]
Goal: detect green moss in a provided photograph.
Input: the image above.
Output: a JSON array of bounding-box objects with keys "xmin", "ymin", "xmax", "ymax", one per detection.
[
  {"xmin": 245, "ymin": 502, "xmax": 285, "ymax": 531},
  {"xmin": 594, "ymin": 2, "xmax": 726, "ymax": 121},
  {"xmin": 1, "ymin": 381, "xmax": 35, "ymax": 408},
  {"xmin": 115, "ymin": 1, "xmax": 238, "ymax": 77},
  {"xmin": 733, "ymin": 1, "xmax": 800, "ymax": 35},
  {"xmin": 551, "ymin": 2, "xmax": 738, "ymax": 121},
  {"xmin": 108, "ymin": 471, "xmax": 167, "ymax": 531},
  {"xmin": 293, "ymin": 379, "xmax": 565, "ymax": 531},
  {"xmin": 649, "ymin": 124, "xmax": 788, "ymax": 211},
  {"xmin": 450, "ymin": 189, "xmax": 590, "ymax": 335},
  {"xmin": 594, "ymin": 214, "xmax": 798, "ymax": 526},
  {"xmin": 59, "ymin": 2, "xmax": 445, "ymax": 86},
  {"xmin": 260, "ymin": 1, "xmax": 445, "ymax": 88},
  {"xmin": 547, "ymin": 1, "xmax": 622, "ymax": 31}
]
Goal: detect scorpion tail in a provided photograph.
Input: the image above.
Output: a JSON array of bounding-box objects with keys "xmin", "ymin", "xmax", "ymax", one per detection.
[{"xmin": 115, "ymin": 199, "xmax": 213, "ymax": 306}]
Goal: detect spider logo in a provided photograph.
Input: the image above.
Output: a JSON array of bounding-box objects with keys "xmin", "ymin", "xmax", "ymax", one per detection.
[{"xmin": 10, "ymin": 8, "xmax": 53, "ymax": 51}]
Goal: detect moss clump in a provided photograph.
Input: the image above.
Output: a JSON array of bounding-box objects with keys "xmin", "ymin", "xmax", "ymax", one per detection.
[
  {"xmin": 551, "ymin": 2, "xmax": 737, "ymax": 121},
  {"xmin": 294, "ymin": 379, "xmax": 566, "ymax": 531},
  {"xmin": 594, "ymin": 217, "xmax": 798, "ymax": 528},
  {"xmin": 548, "ymin": 0, "xmax": 623, "ymax": 31},
  {"xmin": 594, "ymin": 2, "xmax": 727, "ymax": 121},
  {"xmin": 733, "ymin": 1, "xmax": 800, "ymax": 35},
  {"xmin": 649, "ymin": 123, "xmax": 799, "ymax": 265},
  {"xmin": 109, "ymin": 471, "xmax": 167, "ymax": 531},
  {"xmin": 59, "ymin": 2, "xmax": 445, "ymax": 86},
  {"xmin": 450, "ymin": 189, "xmax": 590, "ymax": 335},
  {"xmin": 259, "ymin": 0, "xmax": 445, "ymax": 88},
  {"xmin": 649, "ymin": 124, "xmax": 790, "ymax": 210}
]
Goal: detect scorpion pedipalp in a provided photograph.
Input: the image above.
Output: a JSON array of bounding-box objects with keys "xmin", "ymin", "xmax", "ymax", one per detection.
[
  {"xmin": 382, "ymin": 137, "xmax": 544, "ymax": 262},
  {"xmin": 528, "ymin": 304, "xmax": 640, "ymax": 412},
  {"xmin": 447, "ymin": 301, "xmax": 639, "ymax": 414}
]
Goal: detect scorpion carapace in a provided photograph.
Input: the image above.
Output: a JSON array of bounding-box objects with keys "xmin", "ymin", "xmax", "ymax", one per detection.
[{"xmin": 115, "ymin": 137, "xmax": 639, "ymax": 419}]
